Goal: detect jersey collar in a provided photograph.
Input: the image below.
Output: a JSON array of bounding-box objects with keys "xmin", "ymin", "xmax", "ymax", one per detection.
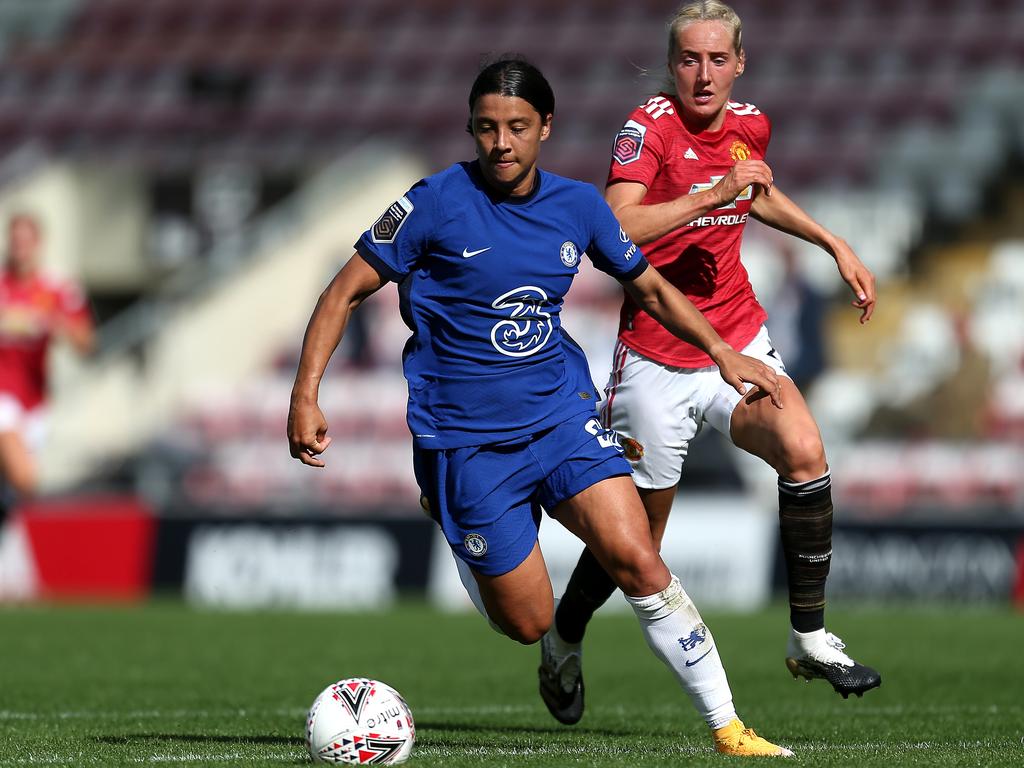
[{"xmin": 468, "ymin": 161, "xmax": 543, "ymax": 206}]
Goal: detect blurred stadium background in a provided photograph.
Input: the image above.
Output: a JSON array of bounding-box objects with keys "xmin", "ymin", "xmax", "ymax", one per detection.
[{"xmin": 1, "ymin": 0, "xmax": 1023, "ymax": 615}]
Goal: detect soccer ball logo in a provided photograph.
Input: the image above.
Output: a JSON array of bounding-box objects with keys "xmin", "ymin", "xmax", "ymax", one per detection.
[{"xmin": 306, "ymin": 678, "xmax": 415, "ymax": 765}]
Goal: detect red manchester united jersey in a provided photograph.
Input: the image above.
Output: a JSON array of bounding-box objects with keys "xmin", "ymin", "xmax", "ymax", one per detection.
[
  {"xmin": 607, "ymin": 93, "xmax": 770, "ymax": 368},
  {"xmin": 0, "ymin": 270, "xmax": 90, "ymax": 410}
]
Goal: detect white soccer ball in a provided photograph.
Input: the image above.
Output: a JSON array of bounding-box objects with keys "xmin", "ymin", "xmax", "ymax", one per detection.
[{"xmin": 305, "ymin": 678, "xmax": 415, "ymax": 765}]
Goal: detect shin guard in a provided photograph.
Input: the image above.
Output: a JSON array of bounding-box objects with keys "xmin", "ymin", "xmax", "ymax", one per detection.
[{"xmin": 778, "ymin": 473, "xmax": 833, "ymax": 633}]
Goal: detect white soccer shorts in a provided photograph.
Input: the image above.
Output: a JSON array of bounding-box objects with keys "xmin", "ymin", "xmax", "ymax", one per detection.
[
  {"xmin": 0, "ymin": 393, "xmax": 48, "ymax": 455},
  {"xmin": 600, "ymin": 325, "xmax": 789, "ymax": 489}
]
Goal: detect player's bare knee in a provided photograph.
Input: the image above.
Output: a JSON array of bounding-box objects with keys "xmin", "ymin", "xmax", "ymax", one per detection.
[
  {"xmin": 501, "ymin": 614, "xmax": 550, "ymax": 645},
  {"xmin": 778, "ymin": 431, "xmax": 826, "ymax": 482},
  {"xmin": 609, "ymin": 547, "xmax": 670, "ymax": 597}
]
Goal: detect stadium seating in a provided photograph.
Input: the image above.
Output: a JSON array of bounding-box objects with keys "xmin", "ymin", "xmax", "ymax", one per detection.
[
  {"xmin": 0, "ymin": 0, "xmax": 1022, "ymax": 191},
  {"xmin": 3, "ymin": 0, "xmax": 1023, "ymax": 514}
]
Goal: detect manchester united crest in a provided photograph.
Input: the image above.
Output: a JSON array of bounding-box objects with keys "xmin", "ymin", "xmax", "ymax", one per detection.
[{"xmin": 729, "ymin": 141, "xmax": 752, "ymax": 161}]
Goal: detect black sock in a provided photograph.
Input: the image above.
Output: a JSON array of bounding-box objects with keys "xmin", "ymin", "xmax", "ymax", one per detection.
[
  {"xmin": 554, "ymin": 547, "xmax": 617, "ymax": 643},
  {"xmin": 0, "ymin": 493, "xmax": 8, "ymax": 529},
  {"xmin": 779, "ymin": 473, "xmax": 832, "ymax": 633}
]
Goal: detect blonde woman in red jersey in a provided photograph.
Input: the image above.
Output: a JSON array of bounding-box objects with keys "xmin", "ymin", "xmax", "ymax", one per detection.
[{"xmin": 539, "ymin": 1, "xmax": 880, "ymax": 727}]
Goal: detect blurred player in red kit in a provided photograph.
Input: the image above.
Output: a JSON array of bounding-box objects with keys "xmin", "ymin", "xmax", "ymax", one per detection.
[
  {"xmin": 539, "ymin": 0, "xmax": 881, "ymax": 727},
  {"xmin": 0, "ymin": 213, "xmax": 93, "ymax": 508}
]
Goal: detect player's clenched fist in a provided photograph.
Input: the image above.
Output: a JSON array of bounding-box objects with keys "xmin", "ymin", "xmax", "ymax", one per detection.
[
  {"xmin": 712, "ymin": 160, "xmax": 773, "ymax": 207},
  {"xmin": 287, "ymin": 397, "xmax": 332, "ymax": 467}
]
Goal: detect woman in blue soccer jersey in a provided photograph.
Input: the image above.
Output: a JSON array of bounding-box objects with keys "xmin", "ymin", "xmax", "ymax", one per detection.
[{"xmin": 288, "ymin": 57, "xmax": 791, "ymax": 757}]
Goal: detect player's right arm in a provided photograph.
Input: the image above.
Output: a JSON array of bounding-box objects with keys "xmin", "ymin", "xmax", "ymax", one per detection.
[
  {"xmin": 585, "ymin": 190, "xmax": 782, "ymax": 408},
  {"xmin": 606, "ymin": 160, "xmax": 774, "ymax": 246},
  {"xmin": 288, "ymin": 253, "xmax": 386, "ymax": 467}
]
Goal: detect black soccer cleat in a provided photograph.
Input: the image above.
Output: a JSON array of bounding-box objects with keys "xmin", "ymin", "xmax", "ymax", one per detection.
[
  {"xmin": 786, "ymin": 631, "xmax": 881, "ymax": 698},
  {"xmin": 786, "ymin": 655, "xmax": 882, "ymax": 698},
  {"xmin": 538, "ymin": 630, "xmax": 585, "ymax": 725}
]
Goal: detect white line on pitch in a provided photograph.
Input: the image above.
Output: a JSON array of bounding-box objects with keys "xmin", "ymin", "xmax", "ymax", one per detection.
[{"xmin": 6, "ymin": 753, "xmax": 305, "ymax": 765}]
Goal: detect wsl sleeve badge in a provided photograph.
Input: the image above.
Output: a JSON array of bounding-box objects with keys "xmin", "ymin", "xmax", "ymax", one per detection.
[
  {"xmin": 371, "ymin": 196, "xmax": 414, "ymax": 244},
  {"xmin": 612, "ymin": 119, "xmax": 647, "ymax": 165},
  {"xmin": 306, "ymin": 678, "xmax": 415, "ymax": 764}
]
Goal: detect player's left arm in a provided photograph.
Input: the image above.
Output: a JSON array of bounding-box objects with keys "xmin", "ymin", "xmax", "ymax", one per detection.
[
  {"xmin": 623, "ymin": 267, "xmax": 782, "ymax": 408},
  {"xmin": 750, "ymin": 185, "xmax": 876, "ymax": 323}
]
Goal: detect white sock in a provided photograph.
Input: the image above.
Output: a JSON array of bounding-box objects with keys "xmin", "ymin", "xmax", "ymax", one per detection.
[
  {"xmin": 546, "ymin": 625, "xmax": 579, "ymax": 657},
  {"xmin": 545, "ymin": 599, "xmax": 580, "ymax": 658},
  {"xmin": 789, "ymin": 627, "xmax": 827, "ymax": 656},
  {"xmin": 625, "ymin": 575, "xmax": 736, "ymax": 729},
  {"xmin": 789, "ymin": 627, "xmax": 853, "ymax": 666}
]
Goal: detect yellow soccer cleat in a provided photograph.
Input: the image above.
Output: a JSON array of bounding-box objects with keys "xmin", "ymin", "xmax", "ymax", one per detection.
[{"xmin": 712, "ymin": 719, "xmax": 794, "ymax": 757}]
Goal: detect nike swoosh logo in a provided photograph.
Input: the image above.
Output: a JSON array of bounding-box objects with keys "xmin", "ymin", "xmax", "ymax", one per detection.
[
  {"xmin": 685, "ymin": 646, "xmax": 714, "ymax": 667},
  {"xmin": 462, "ymin": 247, "xmax": 491, "ymax": 258}
]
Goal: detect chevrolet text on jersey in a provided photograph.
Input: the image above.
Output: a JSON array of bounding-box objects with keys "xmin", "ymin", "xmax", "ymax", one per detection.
[{"xmin": 686, "ymin": 213, "xmax": 749, "ymax": 228}]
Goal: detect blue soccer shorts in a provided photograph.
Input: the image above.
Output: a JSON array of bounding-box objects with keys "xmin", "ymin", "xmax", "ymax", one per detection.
[{"xmin": 413, "ymin": 411, "xmax": 632, "ymax": 576}]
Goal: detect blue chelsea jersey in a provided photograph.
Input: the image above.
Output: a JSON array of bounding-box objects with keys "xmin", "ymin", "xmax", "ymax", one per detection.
[{"xmin": 356, "ymin": 161, "xmax": 648, "ymax": 448}]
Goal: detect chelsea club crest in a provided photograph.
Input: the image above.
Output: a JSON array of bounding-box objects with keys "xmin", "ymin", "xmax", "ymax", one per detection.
[
  {"xmin": 464, "ymin": 533, "xmax": 488, "ymax": 557},
  {"xmin": 560, "ymin": 241, "xmax": 579, "ymax": 267}
]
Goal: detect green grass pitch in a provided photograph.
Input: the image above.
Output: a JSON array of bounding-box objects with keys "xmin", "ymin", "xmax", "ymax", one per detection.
[{"xmin": 1, "ymin": 601, "xmax": 1021, "ymax": 766}]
